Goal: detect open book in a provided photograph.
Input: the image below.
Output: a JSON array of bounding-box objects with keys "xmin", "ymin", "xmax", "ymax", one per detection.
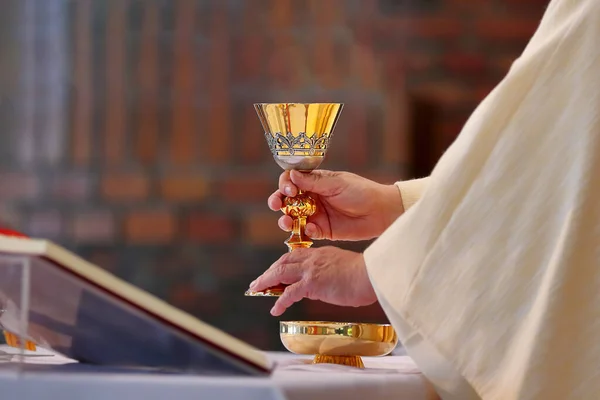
[{"xmin": 0, "ymin": 235, "xmax": 272, "ymax": 375}]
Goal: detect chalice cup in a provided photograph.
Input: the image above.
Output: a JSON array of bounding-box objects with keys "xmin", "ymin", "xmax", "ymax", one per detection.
[{"xmin": 245, "ymin": 103, "xmax": 343, "ymax": 297}]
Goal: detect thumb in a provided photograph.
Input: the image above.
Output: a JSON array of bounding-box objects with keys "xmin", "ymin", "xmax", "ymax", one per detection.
[{"xmin": 289, "ymin": 170, "xmax": 344, "ymax": 196}]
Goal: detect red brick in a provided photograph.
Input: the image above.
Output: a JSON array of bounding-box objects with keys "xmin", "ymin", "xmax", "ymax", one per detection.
[
  {"xmin": 310, "ymin": 0, "xmax": 342, "ymax": 89},
  {"xmin": 308, "ymin": 0, "xmax": 341, "ymax": 25},
  {"xmin": 170, "ymin": 0, "xmax": 197, "ymax": 166},
  {"xmin": 475, "ymin": 18, "xmax": 540, "ymax": 41},
  {"xmin": 169, "ymin": 287, "xmax": 221, "ymax": 315},
  {"xmin": 101, "ymin": 173, "xmax": 150, "ymax": 201},
  {"xmin": 87, "ymin": 250, "xmax": 118, "ymax": 272},
  {"xmin": 405, "ymin": 53, "xmax": 437, "ymax": 73},
  {"xmin": 160, "ymin": 175, "xmax": 209, "ymax": 202},
  {"xmin": 313, "ymin": 41, "xmax": 341, "ymax": 89},
  {"xmin": 269, "ymin": 0, "xmax": 293, "ymax": 30},
  {"xmin": 502, "ymin": 0, "xmax": 548, "ymax": 7},
  {"xmin": 402, "ymin": 16, "xmax": 463, "ymax": 39},
  {"xmin": 125, "ymin": 210, "xmax": 177, "ymax": 244},
  {"xmin": 169, "ymin": 284, "xmax": 199, "ymax": 309},
  {"xmin": 440, "ymin": 120, "xmax": 466, "ymax": 140},
  {"xmin": 208, "ymin": 2, "xmax": 232, "ymax": 163},
  {"xmin": 241, "ymin": 106, "xmax": 269, "ymax": 163},
  {"xmin": 187, "ymin": 213, "xmax": 235, "ymax": 243},
  {"xmin": 345, "ymin": 103, "xmax": 368, "ymax": 167},
  {"xmin": 284, "ymin": 46, "xmax": 307, "ymax": 90},
  {"xmin": 218, "ymin": 177, "xmax": 273, "ymax": 203},
  {"xmin": 490, "ymin": 54, "xmax": 517, "ymax": 74},
  {"xmin": 383, "ymin": 89, "xmax": 412, "ymax": 166},
  {"xmin": 71, "ymin": 0, "xmax": 93, "ymax": 166},
  {"xmin": 474, "ymin": 83, "xmax": 496, "ymax": 103},
  {"xmin": 26, "ymin": 211, "xmax": 62, "ymax": 239},
  {"xmin": 234, "ymin": 35, "xmax": 264, "ymax": 80},
  {"xmin": 374, "ymin": 17, "xmax": 406, "ymax": 39},
  {"xmin": 351, "ymin": 46, "xmax": 378, "ymax": 90},
  {"xmin": 266, "ymin": 53, "xmax": 285, "ymax": 86},
  {"xmin": 243, "ymin": 212, "xmax": 288, "ymax": 246},
  {"xmin": 135, "ymin": 1, "xmax": 160, "ymax": 165},
  {"xmin": 212, "ymin": 252, "xmax": 243, "ymax": 279},
  {"xmin": 412, "ymin": 81, "xmax": 473, "ymax": 107},
  {"xmin": 234, "ymin": 328, "xmax": 270, "ymax": 351},
  {"xmin": 104, "ymin": 0, "xmax": 127, "ymax": 165},
  {"xmin": 71, "ymin": 211, "xmax": 116, "ymax": 243},
  {"xmin": 266, "ymin": 0, "xmax": 297, "ymax": 89},
  {"xmin": 447, "ymin": 0, "xmax": 495, "ymax": 12},
  {"xmin": 52, "ymin": 173, "xmax": 90, "ymax": 201},
  {"xmin": 442, "ymin": 53, "xmax": 487, "ymax": 74},
  {"xmin": 193, "ymin": 293, "xmax": 223, "ymax": 316},
  {"xmin": 0, "ymin": 173, "xmax": 39, "ymax": 201},
  {"xmin": 382, "ymin": 54, "xmax": 411, "ymax": 166}
]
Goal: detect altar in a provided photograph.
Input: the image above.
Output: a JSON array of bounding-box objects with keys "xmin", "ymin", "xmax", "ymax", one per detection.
[
  {"xmin": 0, "ymin": 236, "xmax": 438, "ymax": 400},
  {"xmin": 0, "ymin": 351, "xmax": 438, "ymax": 400}
]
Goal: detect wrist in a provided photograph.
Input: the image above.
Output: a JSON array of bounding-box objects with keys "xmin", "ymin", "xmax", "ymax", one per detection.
[
  {"xmin": 357, "ymin": 252, "xmax": 378, "ymax": 306},
  {"xmin": 378, "ymin": 183, "xmax": 404, "ymax": 231}
]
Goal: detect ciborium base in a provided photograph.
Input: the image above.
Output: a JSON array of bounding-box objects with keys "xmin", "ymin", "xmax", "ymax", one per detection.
[{"xmin": 313, "ymin": 354, "xmax": 365, "ymax": 369}]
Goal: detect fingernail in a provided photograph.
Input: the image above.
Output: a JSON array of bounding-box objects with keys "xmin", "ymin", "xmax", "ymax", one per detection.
[
  {"xmin": 249, "ymin": 280, "xmax": 257, "ymax": 289},
  {"xmin": 284, "ymin": 186, "xmax": 293, "ymax": 196},
  {"xmin": 270, "ymin": 306, "xmax": 277, "ymax": 316}
]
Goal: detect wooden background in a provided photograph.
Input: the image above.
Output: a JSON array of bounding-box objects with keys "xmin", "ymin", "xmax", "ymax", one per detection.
[{"xmin": 0, "ymin": 0, "xmax": 547, "ymax": 350}]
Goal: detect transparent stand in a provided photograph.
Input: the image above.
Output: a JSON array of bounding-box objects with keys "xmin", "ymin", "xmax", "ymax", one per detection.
[
  {"xmin": 0, "ymin": 254, "xmax": 34, "ymax": 371},
  {"xmin": 0, "ymin": 253, "xmax": 263, "ymax": 376}
]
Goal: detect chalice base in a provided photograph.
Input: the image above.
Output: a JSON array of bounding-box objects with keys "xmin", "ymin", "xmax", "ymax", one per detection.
[
  {"xmin": 313, "ymin": 354, "xmax": 365, "ymax": 369},
  {"xmin": 244, "ymin": 284, "xmax": 286, "ymax": 297}
]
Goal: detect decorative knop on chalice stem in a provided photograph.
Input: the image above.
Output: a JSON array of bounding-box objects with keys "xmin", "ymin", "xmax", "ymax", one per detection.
[{"xmin": 281, "ymin": 192, "xmax": 317, "ymax": 251}]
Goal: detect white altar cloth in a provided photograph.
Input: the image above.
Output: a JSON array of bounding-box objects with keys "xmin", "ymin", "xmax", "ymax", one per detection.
[{"xmin": 0, "ymin": 351, "xmax": 439, "ymax": 400}]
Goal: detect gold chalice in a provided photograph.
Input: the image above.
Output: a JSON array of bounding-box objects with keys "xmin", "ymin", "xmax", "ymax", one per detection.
[
  {"xmin": 245, "ymin": 103, "xmax": 343, "ymax": 297},
  {"xmin": 280, "ymin": 321, "xmax": 398, "ymax": 368},
  {"xmin": 244, "ymin": 103, "xmax": 397, "ymax": 368}
]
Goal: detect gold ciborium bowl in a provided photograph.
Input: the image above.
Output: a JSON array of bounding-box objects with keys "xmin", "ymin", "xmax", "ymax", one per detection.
[{"xmin": 280, "ymin": 321, "xmax": 398, "ymax": 368}]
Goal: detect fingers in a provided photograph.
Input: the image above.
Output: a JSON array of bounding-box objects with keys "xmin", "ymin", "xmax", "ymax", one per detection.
[
  {"xmin": 249, "ymin": 255, "xmax": 303, "ymax": 293},
  {"xmin": 270, "ymin": 282, "xmax": 308, "ymax": 316},
  {"xmin": 268, "ymin": 171, "xmax": 297, "ymax": 211},
  {"xmin": 271, "ymin": 195, "xmax": 323, "ymax": 237},
  {"xmin": 268, "ymin": 189, "xmax": 283, "ymax": 211},
  {"xmin": 278, "ymin": 215, "xmax": 293, "ymax": 232},
  {"xmin": 269, "ymin": 170, "xmax": 335, "ymax": 239},
  {"xmin": 278, "ymin": 170, "xmax": 297, "ymax": 197},
  {"xmin": 278, "ymin": 217, "xmax": 325, "ymax": 239},
  {"xmin": 289, "ymin": 170, "xmax": 344, "ymax": 196},
  {"xmin": 274, "ymin": 170, "xmax": 344, "ymax": 200},
  {"xmin": 277, "ymin": 217, "xmax": 324, "ymax": 238},
  {"xmin": 305, "ymin": 222, "xmax": 323, "ymax": 239}
]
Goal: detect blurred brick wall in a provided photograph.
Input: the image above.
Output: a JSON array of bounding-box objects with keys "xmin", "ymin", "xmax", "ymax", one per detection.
[{"xmin": 0, "ymin": 0, "xmax": 546, "ymax": 350}]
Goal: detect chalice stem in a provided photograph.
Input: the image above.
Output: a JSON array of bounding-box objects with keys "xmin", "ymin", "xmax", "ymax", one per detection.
[
  {"xmin": 285, "ymin": 216, "xmax": 312, "ymax": 251},
  {"xmin": 282, "ymin": 189, "xmax": 316, "ymax": 252}
]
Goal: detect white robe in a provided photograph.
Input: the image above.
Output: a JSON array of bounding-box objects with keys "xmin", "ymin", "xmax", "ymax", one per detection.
[{"xmin": 364, "ymin": 0, "xmax": 600, "ymax": 398}]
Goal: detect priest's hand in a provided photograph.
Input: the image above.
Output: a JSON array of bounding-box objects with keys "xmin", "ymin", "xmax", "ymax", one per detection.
[
  {"xmin": 268, "ymin": 170, "xmax": 403, "ymax": 241},
  {"xmin": 248, "ymin": 246, "xmax": 377, "ymax": 316}
]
